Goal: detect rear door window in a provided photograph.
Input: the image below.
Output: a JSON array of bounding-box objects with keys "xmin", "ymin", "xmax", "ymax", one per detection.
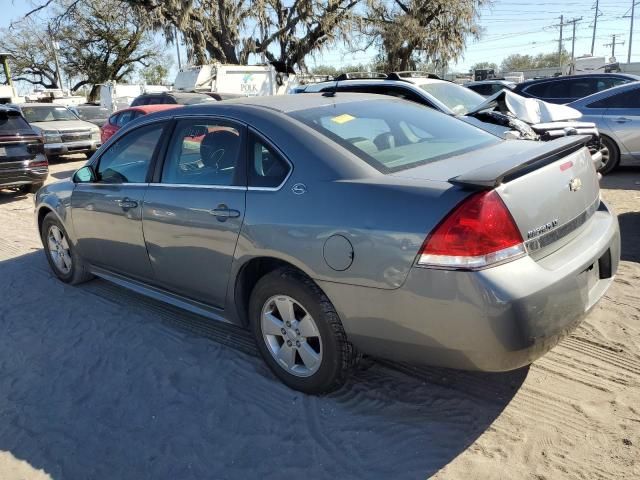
[
  {"xmin": 588, "ymin": 87, "xmax": 640, "ymax": 108},
  {"xmin": 161, "ymin": 119, "xmax": 245, "ymax": 186}
]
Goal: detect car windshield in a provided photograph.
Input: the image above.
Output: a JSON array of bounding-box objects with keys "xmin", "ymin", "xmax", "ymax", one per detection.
[
  {"xmin": 419, "ymin": 82, "xmax": 485, "ymax": 115},
  {"xmin": 21, "ymin": 105, "xmax": 78, "ymax": 123},
  {"xmin": 289, "ymin": 99, "xmax": 499, "ymax": 173}
]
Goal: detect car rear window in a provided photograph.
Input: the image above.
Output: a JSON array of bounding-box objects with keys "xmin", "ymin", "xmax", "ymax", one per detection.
[
  {"xmin": 289, "ymin": 99, "xmax": 499, "ymax": 173},
  {"xmin": 0, "ymin": 110, "xmax": 34, "ymax": 135}
]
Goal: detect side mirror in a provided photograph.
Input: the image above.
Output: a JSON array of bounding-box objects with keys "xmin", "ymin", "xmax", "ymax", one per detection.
[{"xmin": 73, "ymin": 165, "xmax": 96, "ymax": 183}]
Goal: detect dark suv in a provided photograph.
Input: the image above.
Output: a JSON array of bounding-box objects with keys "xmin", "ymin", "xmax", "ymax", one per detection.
[
  {"xmin": 512, "ymin": 73, "xmax": 640, "ymax": 104},
  {"xmin": 0, "ymin": 106, "xmax": 48, "ymax": 193},
  {"xmin": 130, "ymin": 92, "xmax": 217, "ymax": 107}
]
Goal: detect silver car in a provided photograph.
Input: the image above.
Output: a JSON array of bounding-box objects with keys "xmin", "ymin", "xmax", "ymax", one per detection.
[
  {"xmin": 568, "ymin": 81, "xmax": 640, "ymax": 173},
  {"xmin": 34, "ymin": 94, "xmax": 620, "ymax": 393}
]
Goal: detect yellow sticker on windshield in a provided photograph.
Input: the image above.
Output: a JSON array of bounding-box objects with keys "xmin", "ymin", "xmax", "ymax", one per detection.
[{"xmin": 331, "ymin": 114, "xmax": 355, "ymax": 124}]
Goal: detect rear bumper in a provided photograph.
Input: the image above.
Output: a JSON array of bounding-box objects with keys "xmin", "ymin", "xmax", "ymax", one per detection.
[
  {"xmin": 45, "ymin": 140, "xmax": 100, "ymax": 156},
  {"xmin": 0, "ymin": 164, "xmax": 48, "ymax": 188},
  {"xmin": 319, "ymin": 201, "xmax": 620, "ymax": 371}
]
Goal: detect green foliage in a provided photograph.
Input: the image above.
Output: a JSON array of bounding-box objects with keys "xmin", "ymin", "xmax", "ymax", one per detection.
[{"xmin": 500, "ymin": 51, "xmax": 570, "ymax": 72}]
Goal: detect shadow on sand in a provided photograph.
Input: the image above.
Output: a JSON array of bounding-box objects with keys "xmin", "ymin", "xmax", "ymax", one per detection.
[{"xmin": 0, "ymin": 251, "xmax": 527, "ymax": 480}]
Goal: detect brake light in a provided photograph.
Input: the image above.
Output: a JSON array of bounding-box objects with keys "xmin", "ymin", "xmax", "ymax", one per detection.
[{"xmin": 418, "ymin": 190, "xmax": 526, "ymax": 270}]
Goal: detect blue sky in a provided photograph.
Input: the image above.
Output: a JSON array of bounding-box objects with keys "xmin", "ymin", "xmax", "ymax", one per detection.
[{"xmin": 3, "ymin": 0, "xmax": 638, "ymax": 77}]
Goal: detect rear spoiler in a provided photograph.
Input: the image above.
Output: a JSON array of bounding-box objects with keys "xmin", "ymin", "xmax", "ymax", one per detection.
[{"xmin": 449, "ymin": 136, "xmax": 591, "ymax": 189}]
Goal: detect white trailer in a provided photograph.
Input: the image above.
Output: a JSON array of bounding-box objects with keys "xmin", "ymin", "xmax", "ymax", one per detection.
[{"xmin": 174, "ymin": 63, "xmax": 299, "ymax": 96}]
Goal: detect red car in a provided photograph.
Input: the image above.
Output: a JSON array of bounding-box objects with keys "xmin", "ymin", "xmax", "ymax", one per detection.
[{"xmin": 100, "ymin": 104, "xmax": 180, "ymax": 143}]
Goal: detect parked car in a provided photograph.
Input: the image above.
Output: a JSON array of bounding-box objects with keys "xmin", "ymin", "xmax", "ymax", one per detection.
[
  {"xmin": 568, "ymin": 81, "xmax": 640, "ymax": 173},
  {"xmin": 511, "ymin": 73, "xmax": 639, "ymax": 104},
  {"xmin": 71, "ymin": 104, "xmax": 110, "ymax": 127},
  {"xmin": 130, "ymin": 91, "xmax": 217, "ymax": 107},
  {"xmin": 0, "ymin": 105, "xmax": 48, "ymax": 193},
  {"xmin": 35, "ymin": 94, "xmax": 620, "ymax": 393},
  {"xmin": 298, "ymin": 74, "xmax": 605, "ymax": 170},
  {"xmin": 17, "ymin": 103, "xmax": 101, "ymax": 160},
  {"xmin": 101, "ymin": 104, "xmax": 180, "ymax": 143},
  {"xmin": 465, "ymin": 79, "xmax": 516, "ymax": 97}
]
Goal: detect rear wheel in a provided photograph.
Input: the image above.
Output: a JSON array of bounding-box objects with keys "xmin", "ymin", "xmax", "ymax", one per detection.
[
  {"xmin": 18, "ymin": 183, "xmax": 43, "ymax": 194},
  {"xmin": 599, "ymin": 136, "xmax": 620, "ymax": 175},
  {"xmin": 41, "ymin": 212, "xmax": 93, "ymax": 285},
  {"xmin": 249, "ymin": 268, "xmax": 359, "ymax": 394}
]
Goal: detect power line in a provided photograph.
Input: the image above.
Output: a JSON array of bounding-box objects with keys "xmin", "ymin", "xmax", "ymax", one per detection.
[{"xmin": 604, "ymin": 33, "xmax": 625, "ymax": 58}]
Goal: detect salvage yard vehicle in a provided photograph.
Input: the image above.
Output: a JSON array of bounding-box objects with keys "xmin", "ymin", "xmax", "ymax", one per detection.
[
  {"xmin": 298, "ymin": 73, "xmax": 606, "ymax": 171},
  {"xmin": 568, "ymin": 81, "xmax": 640, "ymax": 174},
  {"xmin": 35, "ymin": 94, "xmax": 620, "ymax": 393},
  {"xmin": 511, "ymin": 73, "xmax": 639, "ymax": 105},
  {"xmin": 17, "ymin": 103, "xmax": 101, "ymax": 161},
  {"xmin": 464, "ymin": 79, "xmax": 515, "ymax": 97},
  {"xmin": 130, "ymin": 91, "xmax": 217, "ymax": 107},
  {"xmin": 0, "ymin": 105, "xmax": 48, "ymax": 193},
  {"xmin": 100, "ymin": 104, "xmax": 180, "ymax": 143}
]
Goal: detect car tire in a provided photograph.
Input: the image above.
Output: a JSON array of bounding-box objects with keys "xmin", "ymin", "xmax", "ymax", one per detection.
[
  {"xmin": 599, "ymin": 136, "xmax": 620, "ymax": 175},
  {"xmin": 46, "ymin": 154, "xmax": 60, "ymax": 163},
  {"xmin": 249, "ymin": 267, "xmax": 359, "ymax": 394},
  {"xmin": 41, "ymin": 212, "xmax": 93, "ymax": 285}
]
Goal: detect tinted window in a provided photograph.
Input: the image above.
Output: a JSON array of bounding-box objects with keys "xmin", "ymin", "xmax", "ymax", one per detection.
[
  {"xmin": 468, "ymin": 84, "xmax": 493, "ymax": 96},
  {"xmin": 567, "ymin": 79, "xmax": 600, "ymax": 99},
  {"xmin": 588, "ymin": 87, "xmax": 640, "ymax": 109},
  {"xmin": 117, "ymin": 110, "xmax": 134, "ymax": 127},
  {"xmin": 161, "ymin": 119, "xmax": 243, "ymax": 186},
  {"xmin": 290, "ymin": 100, "xmax": 498, "ymax": 172},
  {"xmin": 97, "ymin": 122, "xmax": 164, "ymax": 183},
  {"xmin": 0, "ymin": 110, "xmax": 34, "ymax": 135},
  {"xmin": 248, "ymin": 134, "xmax": 290, "ymax": 188},
  {"xmin": 525, "ymin": 80, "xmax": 569, "ymax": 99},
  {"xmin": 108, "ymin": 113, "xmax": 120, "ymax": 126}
]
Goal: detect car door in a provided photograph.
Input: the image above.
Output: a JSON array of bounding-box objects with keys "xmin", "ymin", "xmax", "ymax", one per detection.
[
  {"xmin": 71, "ymin": 121, "xmax": 168, "ymax": 280},
  {"xmin": 142, "ymin": 117, "xmax": 247, "ymax": 308},
  {"xmin": 600, "ymin": 86, "xmax": 640, "ymax": 158}
]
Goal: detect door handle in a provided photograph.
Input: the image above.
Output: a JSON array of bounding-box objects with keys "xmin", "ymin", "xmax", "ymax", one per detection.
[
  {"xmin": 615, "ymin": 117, "xmax": 631, "ymax": 123},
  {"xmin": 209, "ymin": 204, "xmax": 241, "ymax": 221},
  {"xmin": 117, "ymin": 198, "xmax": 138, "ymax": 209}
]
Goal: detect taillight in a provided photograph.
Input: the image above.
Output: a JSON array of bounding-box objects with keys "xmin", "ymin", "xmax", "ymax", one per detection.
[{"xmin": 418, "ymin": 190, "xmax": 526, "ymax": 270}]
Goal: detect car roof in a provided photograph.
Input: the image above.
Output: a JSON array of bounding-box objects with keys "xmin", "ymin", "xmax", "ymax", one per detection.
[
  {"xmin": 516, "ymin": 73, "xmax": 640, "ymax": 87},
  {"xmin": 126, "ymin": 104, "xmax": 182, "ymax": 114},
  {"xmin": 18, "ymin": 102, "xmax": 72, "ymax": 108},
  {"xmin": 465, "ymin": 80, "xmax": 514, "ymax": 86},
  {"xmin": 138, "ymin": 91, "xmax": 209, "ymax": 99},
  {"xmin": 219, "ymin": 92, "xmax": 385, "ymax": 113}
]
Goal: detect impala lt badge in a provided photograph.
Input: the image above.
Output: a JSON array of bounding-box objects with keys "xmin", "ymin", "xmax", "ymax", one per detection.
[
  {"xmin": 569, "ymin": 177, "xmax": 582, "ymax": 192},
  {"xmin": 527, "ymin": 219, "xmax": 559, "ymax": 239}
]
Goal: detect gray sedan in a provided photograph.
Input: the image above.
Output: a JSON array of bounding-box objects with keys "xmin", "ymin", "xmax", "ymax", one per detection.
[
  {"xmin": 568, "ymin": 81, "xmax": 640, "ymax": 173},
  {"xmin": 34, "ymin": 94, "xmax": 620, "ymax": 393}
]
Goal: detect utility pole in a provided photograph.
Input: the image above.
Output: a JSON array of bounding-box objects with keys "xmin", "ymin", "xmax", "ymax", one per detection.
[
  {"xmin": 591, "ymin": 0, "xmax": 600, "ymax": 55},
  {"xmin": 604, "ymin": 34, "xmax": 625, "ymax": 59},
  {"xmin": 630, "ymin": 1, "xmax": 636, "ymax": 64},
  {"xmin": 557, "ymin": 15, "xmax": 564, "ymax": 71},
  {"xmin": 568, "ymin": 18, "xmax": 583, "ymax": 65}
]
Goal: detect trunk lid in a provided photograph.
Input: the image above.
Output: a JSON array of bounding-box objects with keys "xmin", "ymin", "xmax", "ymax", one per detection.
[
  {"xmin": 392, "ymin": 136, "xmax": 600, "ymax": 259},
  {"xmin": 0, "ymin": 135, "xmax": 44, "ymax": 166}
]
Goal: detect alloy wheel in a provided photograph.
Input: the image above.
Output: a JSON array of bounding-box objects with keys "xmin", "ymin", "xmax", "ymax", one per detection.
[
  {"xmin": 261, "ymin": 295, "xmax": 323, "ymax": 377},
  {"xmin": 47, "ymin": 225, "xmax": 72, "ymax": 275}
]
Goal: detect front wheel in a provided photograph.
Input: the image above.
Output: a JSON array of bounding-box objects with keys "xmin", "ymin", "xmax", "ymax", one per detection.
[
  {"xmin": 41, "ymin": 212, "xmax": 93, "ymax": 285},
  {"xmin": 249, "ymin": 268, "xmax": 359, "ymax": 394}
]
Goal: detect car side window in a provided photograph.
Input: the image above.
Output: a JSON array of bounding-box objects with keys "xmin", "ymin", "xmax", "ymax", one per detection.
[
  {"xmin": 96, "ymin": 122, "xmax": 165, "ymax": 184},
  {"xmin": 161, "ymin": 119, "xmax": 244, "ymax": 186},
  {"xmin": 109, "ymin": 113, "xmax": 120, "ymax": 126},
  {"xmin": 116, "ymin": 110, "xmax": 133, "ymax": 127},
  {"xmin": 588, "ymin": 88, "xmax": 640, "ymax": 109},
  {"xmin": 248, "ymin": 133, "xmax": 291, "ymax": 188},
  {"xmin": 525, "ymin": 80, "xmax": 569, "ymax": 99}
]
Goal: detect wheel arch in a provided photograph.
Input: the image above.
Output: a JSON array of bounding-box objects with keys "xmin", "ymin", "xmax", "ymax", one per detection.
[{"xmin": 232, "ymin": 256, "xmax": 321, "ymax": 328}]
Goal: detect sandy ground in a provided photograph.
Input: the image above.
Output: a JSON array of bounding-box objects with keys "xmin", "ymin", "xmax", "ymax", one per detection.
[{"xmin": 0, "ymin": 158, "xmax": 638, "ymax": 480}]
